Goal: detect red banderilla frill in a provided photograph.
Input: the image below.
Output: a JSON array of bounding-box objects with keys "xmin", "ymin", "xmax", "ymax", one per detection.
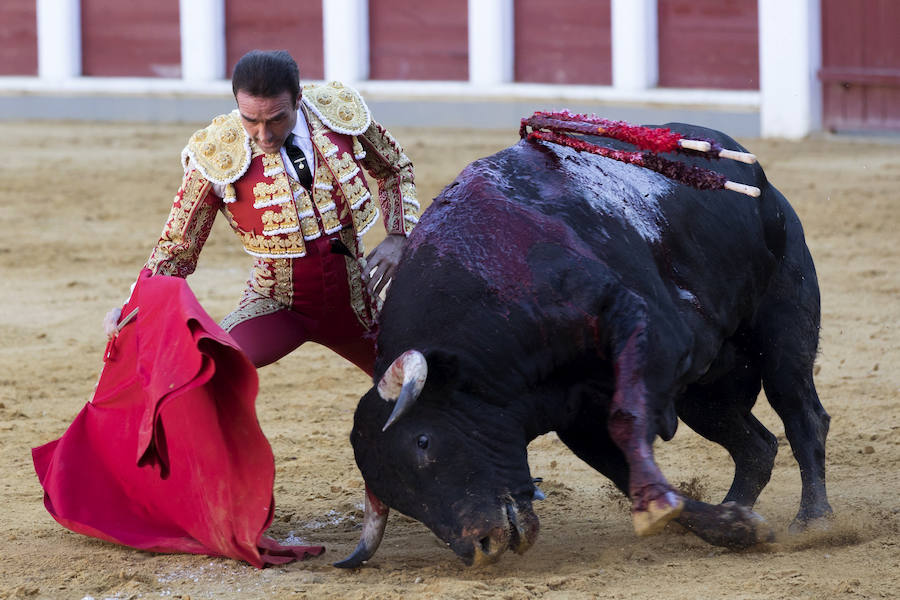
[{"xmin": 520, "ymin": 111, "xmax": 761, "ymax": 197}]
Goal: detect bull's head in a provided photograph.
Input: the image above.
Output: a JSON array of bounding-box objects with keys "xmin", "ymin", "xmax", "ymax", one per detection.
[{"xmin": 335, "ymin": 349, "xmax": 542, "ymax": 567}]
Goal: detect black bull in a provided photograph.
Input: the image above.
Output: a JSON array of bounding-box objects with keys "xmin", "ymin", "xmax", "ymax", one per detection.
[{"xmin": 336, "ymin": 124, "xmax": 831, "ymax": 567}]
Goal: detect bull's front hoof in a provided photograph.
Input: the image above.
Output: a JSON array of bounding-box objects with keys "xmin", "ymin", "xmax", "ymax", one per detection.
[
  {"xmin": 464, "ymin": 500, "xmax": 540, "ymax": 567},
  {"xmin": 470, "ymin": 533, "xmax": 508, "ymax": 567},
  {"xmin": 676, "ymin": 499, "xmax": 774, "ymax": 549},
  {"xmin": 632, "ymin": 492, "xmax": 685, "ymax": 537},
  {"xmin": 506, "ymin": 498, "xmax": 540, "ymax": 556}
]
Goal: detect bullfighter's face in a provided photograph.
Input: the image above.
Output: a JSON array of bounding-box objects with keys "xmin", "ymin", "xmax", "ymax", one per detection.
[
  {"xmin": 350, "ymin": 367, "xmax": 542, "ymax": 566},
  {"xmin": 235, "ymin": 89, "xmax": 300, "ymax": 155}
]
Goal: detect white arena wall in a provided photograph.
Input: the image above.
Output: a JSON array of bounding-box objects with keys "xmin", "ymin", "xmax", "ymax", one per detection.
[{"xmin": 0, "ymin": 0, "xmax": 822, "ymax": 138}]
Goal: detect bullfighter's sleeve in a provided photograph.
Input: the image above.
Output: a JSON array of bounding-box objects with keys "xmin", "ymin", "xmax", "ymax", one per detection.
[
  {"xmin": 357, "ymin": 120, "xmax": 419, "ymax": 236},
  {"xmin": 144, "ymin": 167, "xmax": 221, "ymax": 278}
]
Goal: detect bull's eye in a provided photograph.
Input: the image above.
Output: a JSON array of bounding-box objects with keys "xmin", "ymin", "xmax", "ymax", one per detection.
[{"xmin": 416, "ymin": 434, "xmax": 430, "ymax": 450}]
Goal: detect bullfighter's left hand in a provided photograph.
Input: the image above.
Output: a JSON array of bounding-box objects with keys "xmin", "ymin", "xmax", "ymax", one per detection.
[{"xmin": 364, "ymin": 233, "xmax": 407, "ymax": 298}]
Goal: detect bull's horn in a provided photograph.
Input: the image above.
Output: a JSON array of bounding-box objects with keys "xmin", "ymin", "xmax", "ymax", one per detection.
[
  {"xmin": 333, "ymin": 484, "xmax": 390, "ymax": 568},
  {"xmin": 377, "ymin": 350, "xmax": 427, "ymax": 431}
]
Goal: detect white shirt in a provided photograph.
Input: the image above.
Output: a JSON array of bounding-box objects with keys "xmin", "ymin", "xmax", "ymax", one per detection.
[{"xmin": 283, "ymin": 108, "xmax": 316, "ymax": 183}]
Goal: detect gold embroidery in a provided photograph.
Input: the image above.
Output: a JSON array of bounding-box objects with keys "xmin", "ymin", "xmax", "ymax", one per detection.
[
  {"xmin": 288, "ymin": 179, "xmax": 320, "ymax": 240},
  {"xmin": 262, "ymin": 153, "xmax": 285, "ymax": 177},
  {"xmin": 249, "ymin": 141, "xmax": 266, "ymax": 158},
  {"xmin": 358, "ymin": 120, "xmax": 418, "ymax": 235},
  {"xmin": 222, "ymin": 200, "xmax": 308, "ymax": 258},
  {"xmin": 352, "ymin": 136, "xmax": 366, "ymax": 159},
  {"xmin": 314, "ymin": 158, "xmax": 355, "ymax": 232},
  {"xmin": 343, "ymin": 177, "xmax": 371, "ymax": 210},
  {"xmin": 252, "ymin": 177, "xmax": 292, "ymax": 209},
  {"xmin": 247, "ymin": 230, "xmax": 307, "ymax": 256},
  {"xmin": 339, "ymin": 228, "xmax": 376, "ymax": 329},
  {"xmin": 338, "ymin": 227, "xmax": 359, "ymax": 255},
  {"xmin": 352, "ymin": 199, "xmax": 379, "ymax": 238},
  {"xmin": 261, "ymin": 205, "xmax": 300, "ymax": 235},
  {"xmin": 271, "ymin": 259, "xmax": 293, "ymax": 306},
  {"xmin": 301, "ymin": 216, "xmax": 321, "ymax": 240},
  {"xmin": 224, "ymin": 183, "xmax": 236, "ymax": 203},
  {"xmin": 175, "ymin": 169, "xmax": 209, "ymax": 229},
  {"xmin": 313, "ymin": 131, "xmax": 339, "ymax": 158},
  {"xmin": 320, "ymin": 208, "xmax": 342, "ymax": 234},
  {"xmin": 302, "ymin": 81, "xmax": 371, "ymax": 135},
  {"xmin": 313, "ymin": 162, "xmax": 334, "ymax": 190},
  {"xmin": 250, "ymin": 259, "xmax": 276, "ymax": 295},
  {"xmin": 219, "ymin": 288, "xmax": 286, "ymax": 332},
  {"xmin": 248, "ymin": 258, "xmax": 294, "ymax": 307},
  {"xmin": 400, "ymin": 180, "xmax": 417, "ymax": 202},
  {"xmin": 182, "ymin": 111, "xmax": 251, "ymax": 184},
  {"xmin": 146, "ymin": 169, "xmax": 216, "ymax": 277},
  {"xmin": 310, "ymin": 183, "xmax": 331, "ymax": 207},
  {"xmin": 329, "ymin": 152, "xmax": 359, "ymax": 184},
  {"xmin": 292, "ymin": 179, "xmax": 315, "ymax": 216}
]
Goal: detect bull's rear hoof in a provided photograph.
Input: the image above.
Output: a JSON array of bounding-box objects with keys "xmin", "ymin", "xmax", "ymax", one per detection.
[
  {"xmin": 676, "ymin": 499, "xmax": 774, "ymax": 549},
  {"xmin": 788, "ymin": 512, "xmax": 834, "ymax": 536},
  {"xmin": 633, "ymin": 493, "xmax": 685, "ymax": 537}
]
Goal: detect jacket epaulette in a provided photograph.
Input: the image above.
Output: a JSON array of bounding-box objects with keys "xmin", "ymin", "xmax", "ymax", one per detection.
[
  {"xmin": 181, "ymin": 110, "xmax": 253, "ymax": 185},
  {"xmin": 302, "ymin": 81, "xmax": 372, "ymax": 136}
]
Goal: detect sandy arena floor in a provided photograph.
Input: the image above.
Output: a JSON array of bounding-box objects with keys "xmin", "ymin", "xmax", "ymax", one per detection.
[{"xmin": 1, "ymin": 120, "xmax": 898, "ymax": 599}]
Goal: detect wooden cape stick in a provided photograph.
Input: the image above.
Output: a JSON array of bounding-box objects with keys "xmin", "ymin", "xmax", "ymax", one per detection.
[{"xmin": 677, "ymin": 139, "xmax": 757, "ymax": 164}]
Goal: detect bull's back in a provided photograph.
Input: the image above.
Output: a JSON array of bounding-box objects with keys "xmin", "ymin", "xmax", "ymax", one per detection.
[
  {"xmin": 389, "ymin": 128, "xmax": 788, "ymax": 383},
  {"xmin": 413, "ymin": 130, "xmax": 781, "ymax": 299}
]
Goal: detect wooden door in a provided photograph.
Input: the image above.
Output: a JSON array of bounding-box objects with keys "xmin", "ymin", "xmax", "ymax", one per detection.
[
  {"xmin": 0, "ymin": 0, "xmax": 37, "ymax": 75},
  {"xmin": 225, "ymin": 1, "xmax": 324, "ymax": 79},
  {"xmin": 514, "ymin": 0, "xmax": 612, "ymax": 85},
  {"xmin": 81, "ymin": 0, "xmax": 181, "ymax": 77},
  {"xmin": 657, "ymin": 0, "xmax": 758, "ymax": 90},
  {"xmin": 368, "ymin": 0, "xmax": 468, "ymax": 81},
  {"xmin": 820, "ymin": 0, "xmax": 900, "ymax": 132}
]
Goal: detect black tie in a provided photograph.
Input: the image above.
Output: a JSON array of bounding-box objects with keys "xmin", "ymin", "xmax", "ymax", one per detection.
[{"xmin": 284, "ymin": 135, "xmax": 313, "ymax": 190}]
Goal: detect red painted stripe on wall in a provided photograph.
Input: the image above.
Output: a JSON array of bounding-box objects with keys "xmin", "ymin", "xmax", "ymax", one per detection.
[{"xmin": 0, "ymin": 0, "xmax": 38, "ymax": 75}]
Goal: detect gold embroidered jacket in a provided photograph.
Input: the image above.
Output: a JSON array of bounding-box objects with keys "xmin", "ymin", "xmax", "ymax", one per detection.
[{"xmin": 144, "ymin": 82, "xmax": 419, "ymax": 322}]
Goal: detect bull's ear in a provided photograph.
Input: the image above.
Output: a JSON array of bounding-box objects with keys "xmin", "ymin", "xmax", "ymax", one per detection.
[{"xmin": 420, "ymin": 349, "xmax": 462, "ymax": 393}]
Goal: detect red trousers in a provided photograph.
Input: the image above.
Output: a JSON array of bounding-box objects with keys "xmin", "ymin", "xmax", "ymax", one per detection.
[{"xmin": 226, "ymin": 236, "xmax": 377, "ymax": 376}]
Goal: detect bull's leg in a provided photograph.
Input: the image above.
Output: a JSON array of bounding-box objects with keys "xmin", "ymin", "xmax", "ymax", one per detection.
[
  {"xmin": 561, "ymin": 380, "xmax": 773, "ymax": 549},
  {"xmin": 672, "ymin": 357, "xmax": 778, "ymax": 548},
  {"xmin": 759, "ymin": 338, "xmax": 832, "ymax": 530},
  {"xmin": 676, "ymin": 348, "xmax": 778, "ymax": 507},
  {"xmin": 674, "ymin": 499, "xmax": 773, "ymax": 548},
  {"xmin": 605, "ymin": 325, "xmax": 772, "ymax": 548},
  {"xmin": 754, "ymin": 249, "xmax": 832, "ymax": 531},
  {"xmin": 607, "ymin": 325, "xmax": 683, "ymax": 536},
  {"xmin": 560, "ymin": 403, "xmax": 680, "ymax": 536}
]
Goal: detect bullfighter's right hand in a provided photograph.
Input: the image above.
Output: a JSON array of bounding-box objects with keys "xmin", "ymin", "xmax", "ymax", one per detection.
[
  {"xmin": 364, "ymin": 233, "xmax": 407, "ymax": 298},
  {"xmin": 103, "ymin": 307, "xmax": 122, "ymax": 339}
]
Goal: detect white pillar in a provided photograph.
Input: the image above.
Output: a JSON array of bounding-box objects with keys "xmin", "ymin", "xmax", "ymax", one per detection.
[
  {"xmin": 323, "ymin": 0, "xmax": 369, "ymax": 82},
  {"xmin": 468, "ymin": 0, "xmax": 514, "ymax": 85},
  {"xmin": 611, "ymin": 0, "xmax": 658, "ymax": 91},
  {"xmin": 180, "ymin": 0, "xmax": 225, "ymax": 82},
  {"xmin": 758, "ymin": 0, "xmax": 821, "ymax": 138},
  {"xmin": 37, "ymin": 0, "xmax": 81, "ymax": 80}
]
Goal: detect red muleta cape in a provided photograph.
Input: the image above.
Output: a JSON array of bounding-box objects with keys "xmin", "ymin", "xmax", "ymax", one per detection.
[{"xmin": 32, "ymin": 270, "xmax": 323, "ymax": 567}]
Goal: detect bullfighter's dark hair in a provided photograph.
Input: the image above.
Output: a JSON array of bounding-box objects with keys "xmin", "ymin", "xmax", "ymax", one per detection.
[{"xmin": 231, "ymin": 50, "xmax": 300, "ymax": 99}]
